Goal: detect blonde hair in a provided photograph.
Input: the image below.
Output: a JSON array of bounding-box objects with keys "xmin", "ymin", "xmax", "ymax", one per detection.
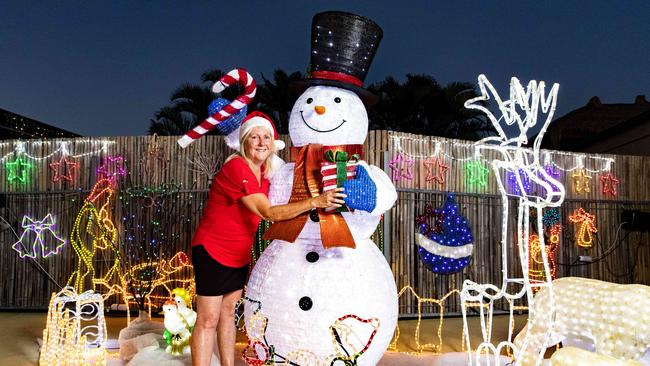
[{"xmin": 229, "ymin": 127, "xmax": 277, "ymax": 178}]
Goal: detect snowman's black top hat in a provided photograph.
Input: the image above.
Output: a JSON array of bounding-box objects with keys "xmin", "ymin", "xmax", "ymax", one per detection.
[{"xmin": 292, "ymin": 11, "xmax": 383, "ymax": 105}]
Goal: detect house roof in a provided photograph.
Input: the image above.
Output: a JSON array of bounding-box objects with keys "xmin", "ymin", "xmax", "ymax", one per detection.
[{"xmin": 538, "ymin": 95, "xmax": 650, "ymax": 150}]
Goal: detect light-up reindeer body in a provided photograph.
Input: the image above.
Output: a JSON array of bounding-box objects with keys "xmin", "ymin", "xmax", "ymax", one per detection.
[{"xmin": 460, "ymin": 75, "xmax": 564, "ymax": 366}]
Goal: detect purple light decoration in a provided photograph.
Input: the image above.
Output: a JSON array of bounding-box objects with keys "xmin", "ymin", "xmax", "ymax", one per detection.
[
  {"xmin": 388, "ymin": 152, "xmax": 413, "ymax": 182},
  {"xmin": 97, "ymin": 155, "xmax": 127, "ymax": 180},
  {"xmin": 538, "ymin": 164, "xmax": 561, "ymax": 193},
  {"xmin": 507, "ymin": 169, "xmax": 532, "ymax": 195},
  {"xmin": 12, "ymin": 214, "xmax": 66, "ymax": 259}
]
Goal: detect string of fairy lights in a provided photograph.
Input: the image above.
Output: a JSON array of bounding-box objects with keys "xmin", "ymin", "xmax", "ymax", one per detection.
[{"xmin": 388, "ymin": 135, "xmax": 619, "ymax": 195}]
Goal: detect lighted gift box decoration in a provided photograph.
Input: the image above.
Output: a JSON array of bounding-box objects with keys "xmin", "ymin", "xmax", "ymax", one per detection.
[
  {"xmin": 321, "ymin": 149, "xmax": 360, "ymax": 212},
  {"xmin": 40, "ymin": 286, "xmax": 107, "ymax": 366}
]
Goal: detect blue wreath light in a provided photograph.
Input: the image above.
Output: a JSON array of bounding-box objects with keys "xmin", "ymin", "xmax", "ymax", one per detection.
[
  {"xmin": 542, "ymin": 207, "xmax": 561, "ymax": 227},
  {"xmin": 416, "ymin": 193, "xmax": 473, "ymax": 275}
]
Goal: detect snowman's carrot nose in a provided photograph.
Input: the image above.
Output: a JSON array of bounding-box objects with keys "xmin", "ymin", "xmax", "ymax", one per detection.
[{"xmin": 314, "ymin": 105, "xmax": 326, "ymax": 115}]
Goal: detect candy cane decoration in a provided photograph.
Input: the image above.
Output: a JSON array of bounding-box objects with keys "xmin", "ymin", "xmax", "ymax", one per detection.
[{"xmin": 177, "ymin": 68, "xmax": 257, "ymax": 148}]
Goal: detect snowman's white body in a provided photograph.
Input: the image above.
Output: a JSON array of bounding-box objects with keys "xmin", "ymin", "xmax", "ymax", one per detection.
[{"xmin": 245, "ymin": 86, "xmax": 398, "ymax": 365}]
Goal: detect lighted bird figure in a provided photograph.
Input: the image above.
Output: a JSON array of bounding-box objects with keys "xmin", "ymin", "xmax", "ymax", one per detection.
[
  {"xmin": 415, "ymin": 193, "xmax": 473, "ymax": 274},
  {"xmin": 163, "ymin": 288, "xmax": 195, "ymax": 355},
  {"xmin": 460, "ymin": 75, "xmax": 565, "ymax": 366}
]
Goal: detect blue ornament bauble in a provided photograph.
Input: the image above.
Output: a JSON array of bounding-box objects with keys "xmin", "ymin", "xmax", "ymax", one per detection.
[{"xmin": 415, "ymin": 193, "xmax": 473, "ymax": 275}]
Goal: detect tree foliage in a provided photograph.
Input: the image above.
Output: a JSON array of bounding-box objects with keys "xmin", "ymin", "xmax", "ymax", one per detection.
[{"xmin": 148, "ymin": 69, "xmax": 495, "ymax": 140}]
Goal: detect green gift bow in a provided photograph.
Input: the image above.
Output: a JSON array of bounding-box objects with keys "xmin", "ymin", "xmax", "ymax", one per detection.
[{"xmin": 324, "ymin": 150, "xmax": 360, "ymax": 188}]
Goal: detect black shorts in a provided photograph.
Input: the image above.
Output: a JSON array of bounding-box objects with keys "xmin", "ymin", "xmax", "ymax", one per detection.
[{"xmin": 192, "ymin": 244, "xmax": 249, "ymax": 297}]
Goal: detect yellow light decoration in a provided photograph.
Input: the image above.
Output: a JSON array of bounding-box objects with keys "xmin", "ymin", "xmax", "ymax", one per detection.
[
  {"xmin": 572, "ymin": 169, "xmax": 592, "ymax": 194},
  {"xmin": 388, "ymin": 286, "xmax": 461, "ymax": 354},
  {"xmin": 39, "ymin": 287, "xmax": 107, "ymax": 366},
  {"xmin": 550, "ymin": 347, "xmax": 643, "ymax": 366},
  {"xmin": 124, "ymin": 251, "xmax": 195, "ymax": 315},
  {"xmin": 528, "ymin": 228, "xmax": 559, "ymax": 285},
  {"xmin": 514, "ymin": 277, "xmax": 650, "ymax": 366},
  {"xmin": 568, "ymin": 208, "xmax": 598, "ymax": 248},
  {"xmin": 67, "ymin": 178, "xmax": 131, "ymax": 322}
]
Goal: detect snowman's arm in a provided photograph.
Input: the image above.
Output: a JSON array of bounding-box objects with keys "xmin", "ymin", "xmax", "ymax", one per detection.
[
  {"xmin": 268, "ymin": 161, "xmax": 293, "ymax": 205},
  {"xmin": 357, "ymin": 161, "xmax": 397, "ymax": 215}
]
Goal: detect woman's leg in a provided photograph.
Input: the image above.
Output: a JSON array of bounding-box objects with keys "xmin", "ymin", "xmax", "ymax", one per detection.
[
  {"xmin": 216, "ymin": 289, "xmax": 243, "ymax": 366},
  {"xmin": 192, "ymin": 294, "xmax": 223, "ymax": 366}
]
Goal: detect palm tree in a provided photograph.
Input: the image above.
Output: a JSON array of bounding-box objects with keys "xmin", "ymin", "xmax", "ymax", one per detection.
[
  {"xmin": 149, "ymin": 69, "xmax": 241, "ymax": 135},
  {"xmin": 149, "ymin": 69, "xmax": 494, "ymax": 140},
  {"xmin": 148, "ymin": 68, "xmax": 298, "ymax": 135},
  {"xmin": 253, "ymin": 69, "xmax": 303, "ymax": 134},
  {"xmin": 367, "ymin": 74, "xmax": 495, "ymax": 140}
]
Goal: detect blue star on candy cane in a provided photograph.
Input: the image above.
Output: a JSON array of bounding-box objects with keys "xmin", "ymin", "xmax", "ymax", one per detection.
[{"xmin": 12, "ymin": 214, "xmax": 66, "ymax": 259}]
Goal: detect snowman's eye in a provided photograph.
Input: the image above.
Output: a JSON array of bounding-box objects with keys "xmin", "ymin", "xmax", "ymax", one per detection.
[
  {"xmin": 334, "ymin": 97, "xmax": 341, "ymax": 103},
  {"xmin": 306, "ymin": 98, "xmax": 313, "ymax": 104}
]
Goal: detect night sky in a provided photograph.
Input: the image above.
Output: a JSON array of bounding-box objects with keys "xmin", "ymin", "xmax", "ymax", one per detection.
[{"xmin": 1, "ymin": 1, "xmax": 648, "ymax": 136}]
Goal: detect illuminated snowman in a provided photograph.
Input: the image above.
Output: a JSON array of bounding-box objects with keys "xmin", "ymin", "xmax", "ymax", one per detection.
[{"xmin": 244, "ymin": 11, "xmax": 397, "ymax": 366}]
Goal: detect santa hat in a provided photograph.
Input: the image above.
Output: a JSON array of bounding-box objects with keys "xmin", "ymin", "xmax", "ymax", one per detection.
[{"xmin": 239, "ymin": 111, "xmax": 285, "ymax": 150}]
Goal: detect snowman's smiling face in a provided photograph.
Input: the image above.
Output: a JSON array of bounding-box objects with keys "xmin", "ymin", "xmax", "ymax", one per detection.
[{"xmin": 289, "ymin": 86, "xmax": 368, "ymax": 146}]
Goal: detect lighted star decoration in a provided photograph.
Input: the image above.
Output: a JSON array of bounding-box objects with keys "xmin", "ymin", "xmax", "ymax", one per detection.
[
  {"xmin": 5, "ymin": 156, "xmax": 33, "ymax": 183},
  {"xmin": 388, "ymin": 152, "xmax": 413, "ymax": 182},
  {"xmin": 571, "ymin": 169, "xmax": 592, "ymax": 194},
  {"xmin": 49, "ymin": 157, "xmax": 79, "ymax": 182},
  {"xmin": 96, "ymin": 155, "xmax": 127, "ymax": 181},
  {"xmin": 12, "ymin": 214, "xmax": 66, "ymax": 259},
  {"xmin": 568, "ymin": 207, "xmax": 598, "ymax": 248},
  {"xmin": 464, "ymin": 160, "xmax": 489, "ymax": 187},
  {"xmin": 423, "ymin": 157, "xmax": 449, "ymax": 185},
  {"xmin": 600, "ymin": 173, "xmax": 620, "ymax": 197}
]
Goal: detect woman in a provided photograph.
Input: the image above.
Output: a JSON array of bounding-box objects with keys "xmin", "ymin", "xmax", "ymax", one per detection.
[{"xmin": 190, "ymin": 111, "xmax": 345, "ymax": 366}]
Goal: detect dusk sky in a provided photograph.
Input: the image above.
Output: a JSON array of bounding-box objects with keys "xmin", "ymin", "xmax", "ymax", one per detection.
[{"xmin": 1, "ymin": 1, "xmax": 648, "ymax": 137}]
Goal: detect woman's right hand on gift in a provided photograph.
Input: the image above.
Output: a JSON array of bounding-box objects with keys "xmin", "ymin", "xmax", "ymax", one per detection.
[{"xmin": 311, "ymin": 187, "xmax": 347, "ymax": 209}]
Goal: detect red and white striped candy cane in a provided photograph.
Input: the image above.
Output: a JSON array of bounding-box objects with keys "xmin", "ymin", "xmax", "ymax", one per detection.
[{"xmin": 177, "ymin": 68, "xmax": 257, "ymax": 148}]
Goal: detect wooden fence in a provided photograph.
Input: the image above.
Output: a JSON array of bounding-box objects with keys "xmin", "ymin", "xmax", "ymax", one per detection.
[{"xmin": 1, "ymin": 132, "xmax": 649, "ymax": 316}]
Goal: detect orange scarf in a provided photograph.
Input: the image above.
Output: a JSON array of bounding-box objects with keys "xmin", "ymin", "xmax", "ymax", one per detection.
[{"xmin": 262, "ymin": 143, "xmax": 364, "ymax": 249}]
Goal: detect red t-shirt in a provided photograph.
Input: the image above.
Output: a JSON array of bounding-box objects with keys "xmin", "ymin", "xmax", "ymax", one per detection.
[{"xmin": 191, "ymin": 156, "xmax": 269, "ymax": 267}]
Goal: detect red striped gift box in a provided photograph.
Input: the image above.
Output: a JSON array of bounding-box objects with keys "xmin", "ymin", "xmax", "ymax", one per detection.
[{"xmin": 321, "ymin": 162, "xmax": 358, "ymax": 191}]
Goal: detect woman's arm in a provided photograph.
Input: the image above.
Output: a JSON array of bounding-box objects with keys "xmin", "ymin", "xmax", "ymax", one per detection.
[{"xmin": 240, "ymin": 188, "xmax": 346, "ymax": 222}]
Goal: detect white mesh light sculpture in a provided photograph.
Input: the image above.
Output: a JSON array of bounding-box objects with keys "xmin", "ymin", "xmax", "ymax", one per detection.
[
  {"xmin": 243, "ymin": 85, "xmax": 398, "ymax": 366},
  {"xmin": 40, "ymin": 286, "xmax": 108, "ymax": 366},
  {"xmin": 460, "ymin": 74, "xmax": 564, "ymax": 366}
]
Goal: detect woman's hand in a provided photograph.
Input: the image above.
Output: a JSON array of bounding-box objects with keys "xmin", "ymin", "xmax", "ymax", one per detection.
[{"xmin": 311, "ymin": 187, "xmax": 347, "ymax": 209}]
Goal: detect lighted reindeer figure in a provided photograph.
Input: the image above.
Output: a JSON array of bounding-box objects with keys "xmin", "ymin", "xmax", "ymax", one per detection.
[{"xmin": 460, "ymin": 75, "xmax": 564, "ymax": 366}]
